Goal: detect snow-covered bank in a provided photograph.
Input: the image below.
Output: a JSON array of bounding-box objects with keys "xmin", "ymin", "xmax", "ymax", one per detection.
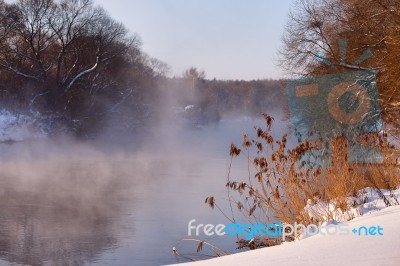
[
  {"xmin": 169, "ymin": 205, "xmax": 400, "ymax": 266},
  {"xmin": 169, "ymin": 188, "xmax": 400, "ymax": 266},
  {"xmin": 301, "ymin": 187, "xmax": 400, "ymax": 230},
  {"xmin": 0, "ymin": 109, "xmax": 52, "ymax": 142}
]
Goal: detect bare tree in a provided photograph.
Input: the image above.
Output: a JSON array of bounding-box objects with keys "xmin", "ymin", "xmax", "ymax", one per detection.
[
  {"xmin": 0, "ymin": 0, "xmax": 139, "ymax": 93},
  {"xmin": 279, "ymin": 0, "xmax": 400, "ymax": 140},
  {"xmin": 0, "ymin": 0, "xmax": 163, "ymax": 135}
]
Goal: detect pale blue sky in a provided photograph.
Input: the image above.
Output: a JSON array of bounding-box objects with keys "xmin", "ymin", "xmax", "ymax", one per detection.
[{"xmin": 95, "ymin": 0, "xmax": 293, "ymax": 80}]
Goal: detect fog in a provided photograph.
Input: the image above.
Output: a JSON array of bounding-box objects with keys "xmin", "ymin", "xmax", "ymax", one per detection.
[{"xmin": 0, "ymin": 79, "xmax": 288, "ymax": 265}]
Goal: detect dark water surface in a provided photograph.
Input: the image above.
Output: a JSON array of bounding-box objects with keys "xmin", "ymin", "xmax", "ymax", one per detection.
[{"xmin": 0, "ymin": 116, "xmax": 286, "ymax": 266}]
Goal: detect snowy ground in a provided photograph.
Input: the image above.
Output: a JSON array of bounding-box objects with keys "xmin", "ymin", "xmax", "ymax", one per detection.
[
  {"xmin": 0, "ymin": 109, "xmax": 50, "ymax": 142},
  {"xmin": 169, "ymin": 205, "xmax": 400, "ymax": 266},
  {"xmin": 169, "ymin": 188, "xmax": 400, "ymax": 266}
]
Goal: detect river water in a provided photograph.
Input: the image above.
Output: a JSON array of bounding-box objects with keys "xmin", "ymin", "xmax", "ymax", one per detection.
[{"xmin": 0, "ymin": 116, "xmax": 286, "ymax": 266}]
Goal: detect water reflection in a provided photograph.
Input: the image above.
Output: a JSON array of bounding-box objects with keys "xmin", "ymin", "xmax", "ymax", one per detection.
[
  {"xmin": 0, "ymin": 149, "xmax": 136, "ymax": 266},
  {"xmin": 0, "ymin": 116, "xmax": 286, "ymax": 266},
  {"xmin": 0, "ymin": 202, "xmax": 119, "ymax": 265}
]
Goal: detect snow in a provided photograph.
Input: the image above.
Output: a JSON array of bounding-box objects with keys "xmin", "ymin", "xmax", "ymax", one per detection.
[
  {"xmin": 184, "ymin": 105, "xmax": 195, "ymax": 111},
  {"xmin": 301, "ymin": 187, "xmax": 400, "ymax": 232},
  {"xmin": 169, "ymin": 188, "xmax": 400, "ymax": 266},
  {"xmin": 0, "ymin": 109, "xmax": 48, "ymax": 142}
]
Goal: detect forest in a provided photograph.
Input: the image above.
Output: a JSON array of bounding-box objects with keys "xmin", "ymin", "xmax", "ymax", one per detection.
[{"xmin": 0, "ymin": 0, "xmax": 286, "ymax": 137}]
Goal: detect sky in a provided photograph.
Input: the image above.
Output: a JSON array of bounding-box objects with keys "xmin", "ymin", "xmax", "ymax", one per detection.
[{"xmin": 95, "ymin": 0, "xmax": 293, "ymax": 80}]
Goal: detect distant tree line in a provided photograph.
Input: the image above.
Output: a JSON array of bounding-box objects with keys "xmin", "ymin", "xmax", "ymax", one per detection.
[
  {"xmin": 0, "ymin": 0, "xmax": 285, "ymax": 137},
  {"xmin": 163, "ymin": 69, "xmax": 286, "ymax": 122}
]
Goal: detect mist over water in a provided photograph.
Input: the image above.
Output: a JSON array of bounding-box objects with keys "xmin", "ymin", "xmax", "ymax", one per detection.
[{"xmin": 0, "ymin": 93, "xmax": 287, "ymax": 266}]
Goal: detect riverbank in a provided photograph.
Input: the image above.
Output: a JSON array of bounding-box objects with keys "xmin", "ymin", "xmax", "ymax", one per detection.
[{"xmin": 169, "ymin": 190, "xmax": 400, "ymax": 266}]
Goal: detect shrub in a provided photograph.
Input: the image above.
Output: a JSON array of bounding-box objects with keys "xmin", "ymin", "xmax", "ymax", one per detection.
[{"xmin": 206, "ymin": 113, "xmax": 400, "ymax": 248}]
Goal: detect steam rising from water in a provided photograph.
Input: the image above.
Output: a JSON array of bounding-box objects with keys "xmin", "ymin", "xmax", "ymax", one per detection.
[
  {"xmin": 0, "ymin": 139, "xmax": 139, "ymax": 265},
  {"xmin": 0, "ymin": 91, "xmax": 287, "ymax": 265}
]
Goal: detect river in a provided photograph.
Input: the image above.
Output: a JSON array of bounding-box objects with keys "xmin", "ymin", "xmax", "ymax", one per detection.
[{"xmin": 0, "ymin": 115, "xmax": 286, "ymax": 266}]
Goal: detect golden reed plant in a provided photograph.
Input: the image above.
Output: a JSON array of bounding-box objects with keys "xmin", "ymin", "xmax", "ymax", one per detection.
[{"xmin": 205, "ymin": 113, "xmax": 400, "ymax": 249}]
